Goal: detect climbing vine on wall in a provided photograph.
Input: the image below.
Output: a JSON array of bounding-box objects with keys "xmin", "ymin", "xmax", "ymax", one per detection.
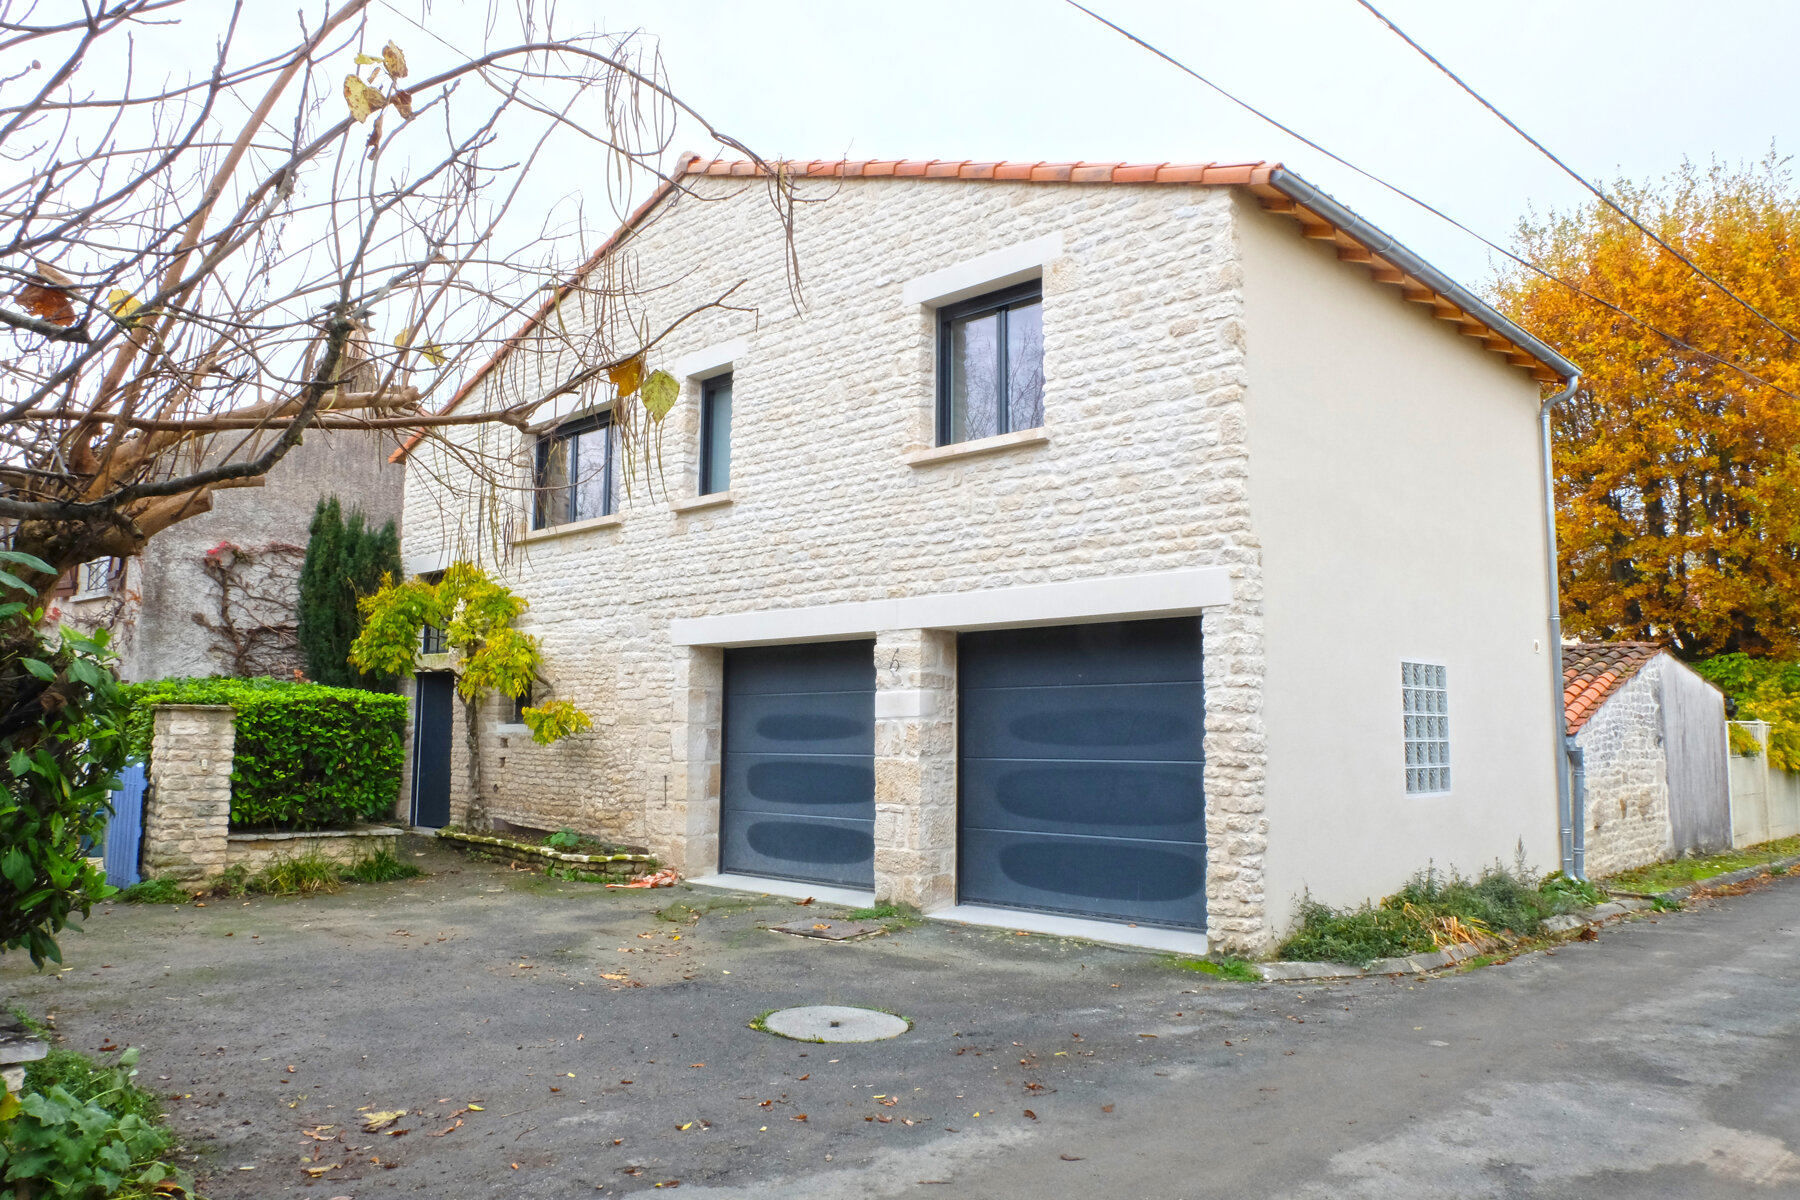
[{"xmin": 193, "ymin": 540, "xmax": 307, "ymax": 678}]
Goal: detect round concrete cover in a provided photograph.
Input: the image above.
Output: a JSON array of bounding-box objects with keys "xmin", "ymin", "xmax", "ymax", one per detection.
[{"xmin": 762, "ymin": 1005, "xmax": 908, "ymax": 1043}]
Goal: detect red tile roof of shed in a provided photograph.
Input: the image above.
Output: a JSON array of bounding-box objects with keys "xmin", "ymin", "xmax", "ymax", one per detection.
[{"xmin": 1562, "ymin": 642, "xmax": 1664, "ymax": 735}]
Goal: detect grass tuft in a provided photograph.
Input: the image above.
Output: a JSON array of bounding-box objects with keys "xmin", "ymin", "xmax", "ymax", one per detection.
[
  {"xmin": 341, "ymin": 847, "xmax": 424, "ymax": 884},
  {"xmin": 842, "ymin": 902, "xmax": 921, "ymax": 927},
  {"xmin": 1600, "ymin": 835, "xmax": 1800, "ymax": 895},
  {"xmin": 116, "ymin": 876, "xmax": 191, "ymax": 905},
  {"xmin": 1165, "ymin": 955, "xmax": 1260, "ymax": 982},
  {"xmin": 251, "ymin": 851, "xmax": 342, "ymax": 896}
]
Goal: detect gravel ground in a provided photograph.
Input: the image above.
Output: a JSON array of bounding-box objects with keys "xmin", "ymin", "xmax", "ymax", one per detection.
[{"xmin": 5, "ymin": 834, "xmax": 1797, "ymax": 1199}]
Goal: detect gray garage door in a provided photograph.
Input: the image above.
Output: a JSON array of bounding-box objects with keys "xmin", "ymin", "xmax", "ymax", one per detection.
[
  {"xmin": 721, "ymin": 641, "xmax": 876, "ymax": 888},
  {"xmin": 958, "ymin": 618, "xmax": 1206, "ymax": 929}
]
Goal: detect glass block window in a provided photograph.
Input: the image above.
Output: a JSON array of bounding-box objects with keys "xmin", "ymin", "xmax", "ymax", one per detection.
[{"xmin": 1402, "ymin": 661, "xmax": 1451, "ymax": 794}]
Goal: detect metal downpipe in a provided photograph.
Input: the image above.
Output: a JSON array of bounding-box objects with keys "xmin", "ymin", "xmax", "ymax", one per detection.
[{"xmin": 1541, "ymin": 374, "xmax": 1581, "ymax": 877}]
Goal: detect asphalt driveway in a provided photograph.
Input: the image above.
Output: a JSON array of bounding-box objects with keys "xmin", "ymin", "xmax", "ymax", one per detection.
[{"xmin": 4, "ymin": 834, "xmax": 1797, "ymax": 1199}]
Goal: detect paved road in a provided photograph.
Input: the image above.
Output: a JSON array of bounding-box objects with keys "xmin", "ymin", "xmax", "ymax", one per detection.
[{"xmin": 4, "ymin": 837, "xmax": 1797, "ymax": 1199}]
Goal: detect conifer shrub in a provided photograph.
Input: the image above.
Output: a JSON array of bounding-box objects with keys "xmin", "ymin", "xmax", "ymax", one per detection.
[{"xmin": 298, "ymin": 496, "xmax": 400, "ymax": 689}]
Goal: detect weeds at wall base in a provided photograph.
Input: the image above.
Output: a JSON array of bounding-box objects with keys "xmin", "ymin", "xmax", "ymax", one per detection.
[{"xmin": 120, "ymin": 848, "xmax": 422, "ymax": 903}]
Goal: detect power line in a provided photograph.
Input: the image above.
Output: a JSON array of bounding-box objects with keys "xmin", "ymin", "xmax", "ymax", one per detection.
[
  {"xmin": 1354, "ymin": 0, "xmax": 1800, "ymax": 349},
  {"xmin": 1064, "ymin": 0, "xmax": 1800, "ymax": 405}
]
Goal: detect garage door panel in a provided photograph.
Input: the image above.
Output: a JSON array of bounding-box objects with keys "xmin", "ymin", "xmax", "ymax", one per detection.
[
  {"xmin": 720, "ymin": 752, "xmax": 876, "ymax": 820},
  {"xmin": 958, "ymin": 618, "xmax": 1205, "ymax": 930},
  {"xmin": 957, "ymin": 619, "xmax": 1203, "ymax": 689},
  {"xmin": 722, "ymin": 641, "xmax": 875, "ymax": 890},
  {"xmin": 724, "ymin": 692, "xmax": 874, "ymax": 756},
  {"xmin": 958, "ymin": 681, "xmax": 1204, "ymax": 761},
  {"xmin": 725, "ymin": 642, "xmax": 873, "ymax": 695},
  {"xmin": 959, "ymin": 758, "xmax": 1205, "ymax": 841},
  {"xmin": 958, "ymin": 827, "xmax": 1206, "ymax": 928},
  {"xmin": 721, "ymin": 814, "xmax": 875, "ymax": 886}
]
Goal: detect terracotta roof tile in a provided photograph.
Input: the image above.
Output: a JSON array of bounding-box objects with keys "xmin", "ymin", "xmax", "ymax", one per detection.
[{"xmin": 1561, "ymin": 642, "xmax": 1664, "ymax": 735}]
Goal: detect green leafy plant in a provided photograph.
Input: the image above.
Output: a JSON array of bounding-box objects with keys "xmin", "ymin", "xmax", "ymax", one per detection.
[
  {"xmin": 1277, "ymin": 865, "xmax": 1597, "ymax": 966},
  {"xmin": 4, "ymin": 1044, "xmax": 189, "ymax": 1198},
  {"xmin": 1693, "ymin": 654, "xmax": 1800, "ymax": 770},
  {"xmin": 0, "ymin": 549, "xmax": 127, "ymax": 967},
  {"xmin": 350, "ymin": 562, "xmax": 590, "ymax": 827},
  {"xmin": 116, "ymin": 877, "xmax": 190, "ymax": 905},
  {"xmin": 544, "ymin": 828, "xmax": 582, "ymax": 851},
  {"xmin": 298, "ymin": 497, "xmax": 402, "ymax": 689},
  {"xmin": 120, "ymin": 676, "xmax": 405, "ymax": 830}
]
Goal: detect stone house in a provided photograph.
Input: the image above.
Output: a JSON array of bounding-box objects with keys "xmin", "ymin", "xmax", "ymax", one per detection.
[
  {"xmin": 1562, "ymin": 642, "xmax": 1731, "ymax": 877},
  {"xmin": 53, "ymin": 429, "xmax": 404, "ymax": 683},
  {"xmin": 397, "ymin": 156, "xmax": 1581, "ymax": 954}
]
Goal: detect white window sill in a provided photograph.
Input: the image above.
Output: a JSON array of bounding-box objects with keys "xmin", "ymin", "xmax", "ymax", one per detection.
[
  {"xmin": 492, "ymin": 723, "xmax": 530, "ymax": 736},
  {"xmin": 513, "ymin": 513, "xmax": 623, "ymax": 544},
  {"xmin": 70, "ymin": 591, "xmax": 112, "ymax": 603},
  {"xmin": 904, "ymin": 427, "xmax": 1049, "ymax": 467},
  {"xmin": 670, "ymin": 490, "xmax": 734, "ymax": 514}
]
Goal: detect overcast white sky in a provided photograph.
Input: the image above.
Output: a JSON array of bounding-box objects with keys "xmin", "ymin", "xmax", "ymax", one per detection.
[{"xmin": 556, "ymin": 0, "xmax": 1799, "ymax": 292}]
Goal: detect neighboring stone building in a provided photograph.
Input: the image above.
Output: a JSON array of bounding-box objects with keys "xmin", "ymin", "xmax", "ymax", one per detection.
[
  {"xmin": 1563, "ymin": 642, "xmax": 1731, "ymax": 877},
  {"xmin": 398, "ymin": 156, "xmax": 1583, "ymax": 954},
  {"xmin": 54, "ymin": 429, "xmax": 403, "ymax": 682}
]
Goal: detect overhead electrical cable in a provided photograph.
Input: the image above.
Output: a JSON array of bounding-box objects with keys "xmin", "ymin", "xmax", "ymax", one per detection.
[
  {"xmin": 1354, "ymin": 0, "xmax": 1800, "ymax": 349},
  {"xmin": 1063, "ymin": 0, "xmax": 1800, "ymax": 405}
]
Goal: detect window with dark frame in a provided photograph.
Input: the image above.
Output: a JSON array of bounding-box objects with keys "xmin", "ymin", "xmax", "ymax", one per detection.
[
  {"xmin": 699, "ymin": 373, "xmax": 733, "ymax": 495},
  {"xmin": 937, "ymin": 282, "xmax": 1044, "ymax": 446},
  {"xmin": 533, "ymin": 414, "xmax": 614, "ymax": 529}
]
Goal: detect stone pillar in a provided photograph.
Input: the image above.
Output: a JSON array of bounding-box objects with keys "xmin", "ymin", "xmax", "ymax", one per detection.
[
  {"xmin": 872, "ymin": 629, "xmax": 957, "ymax": 911},
  {"xmin": 141, "ymin": 704, "xmax": 235, "ymax": 882},
  {"xmin": 656, "ymin": 646, "xmax": 723, "ymax": 876}
]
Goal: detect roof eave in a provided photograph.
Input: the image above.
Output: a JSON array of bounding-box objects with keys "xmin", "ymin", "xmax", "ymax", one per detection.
[{"xmin": 1255, "ymin": 168, "xmax": 1579, "ymax": 384}]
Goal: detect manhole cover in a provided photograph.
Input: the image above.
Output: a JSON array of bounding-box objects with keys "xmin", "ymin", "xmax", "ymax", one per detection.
[{"xmin": 760, "ymin": 1005, "xmax": 909, "ymax": 1043}]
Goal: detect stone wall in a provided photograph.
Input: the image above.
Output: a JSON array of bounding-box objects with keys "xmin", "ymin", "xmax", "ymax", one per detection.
[
  {"xmin": 118, "ymin": 428, "xmax": 405, "ymax": 683},
  {"xmin": 141, "ymin": 705, "xmax": 235, "ymax": 882},
  {"xmin": 873, "ymin": 629, "xmax": 958, "ymax": 910},
  {"xmin": 226, "ymin": 828, "xmax": 401, "ymax": 874},
  {"xmin": 402, "ymin": 174, "xmax": 1270, "ymax": 945},
  {"xmin": 1576, "ymin": 665, "xmax": 1675, "ymax": 878}
]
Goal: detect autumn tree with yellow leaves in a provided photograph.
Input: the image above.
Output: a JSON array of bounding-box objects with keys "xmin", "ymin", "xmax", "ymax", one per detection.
[{"xmin": 1493, "ymin": 155, "xmax": 1800, "ymax": 659}]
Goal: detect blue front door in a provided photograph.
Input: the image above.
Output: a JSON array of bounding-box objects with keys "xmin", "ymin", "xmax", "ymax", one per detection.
[
  {"xmin": 720, "ymin": 641, "xmax": 876, "ymax": 888},
  {"xmin": 957, "ymin": 618, "xmax": 1207, "ymax": 929}
]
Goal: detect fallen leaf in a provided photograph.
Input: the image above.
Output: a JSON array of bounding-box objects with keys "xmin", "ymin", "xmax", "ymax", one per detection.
[
  {"xmin": 466, "ymin": 1103, "xmax": 484, "ymax": 1111},
  {"xmin": 600, "ymin": 972, "xmax": 629, "ymax": 981},
  {"xmin": 387, "ymin": 1127, "xmax": 410, "ymax": 1137},
  {"xmin": 1101, "ymin": 1105, "xmax": 1114, "ymax": 1114},
  {"xmin": 797, "ymin": 1074, "xmax": 809, "ymax": 1081},
  {"xmin": 427, "ymin": 1118, "xmax": 462, "ymax": 1136},
  {"xmin": 1137, "ymin": 1033, "xmax": 1157, "ymax": 1039},
  {"xmin": 792, "ymin": 1114, "xmax": 808, "ymax": 1122},
  {"xmin": 362, "ymin": 1110, "xmax": 407, "ymax": 1132},
  {"xmin": 1024, "ymin": 1110, "xmax": 1037, "ymax": 1120},
  {"xmin": 302, "ymin": 1164, "xmax": 339, "ymax": 1178},
  {"xmin": 794, "ymin": 896, "xmax": 815, "ymax": 906},
  {"xmin": 677, "ymin": 1123, "xmax": 692, "ymax": 1131},
  {"xmin": 690, "ymin": 1063, "xmax": 705, "ymax": 1069},
  {"xmin": 1060, "ymin": 1153, "xmax": 1084, "ymax": 1161}
]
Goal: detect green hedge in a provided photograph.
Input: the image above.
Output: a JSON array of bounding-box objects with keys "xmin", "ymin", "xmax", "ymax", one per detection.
[{"xmin": 120, "ymin": 677, "xmax": 407, "ymax": 831}]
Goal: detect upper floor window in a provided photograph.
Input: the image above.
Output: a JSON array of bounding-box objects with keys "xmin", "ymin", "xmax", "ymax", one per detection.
[
  {"xmin": 937, "ymin": 283, "xmax": 1044, "ymax": 446},
  {"xmin": 699, "ymin": 373, "xmax": 733, "ymax": 495},
  {"xmin": 72, "ymin": 557, "xmax": 119, "ymax": 599},
  {"xmin": 533, "ymin": 414, "xmax": 613, "ymax": 529},
  {"xmin": 1401, "ymin": 661, "xmax": 1451, "ymax": 794}
]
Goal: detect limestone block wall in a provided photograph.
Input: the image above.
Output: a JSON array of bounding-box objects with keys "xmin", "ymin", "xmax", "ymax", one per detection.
[
  {"xmin": 873, "ymin": 629, "xmax": 958, "ymax": 910},
  {"xmin": 141, "ymin": 705, "xmax": 235, "ymax": 882},
  {"xmin": 1576, "ymin": 666, "xmax": 1675, "ymax": 878},
  {"xmin": 225, "ymin": 828, "xmax": 400, "ymax": 874},
  {"xmin": 402, "ymin": 174, "xmax": 1271, "ymax": 946}
]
